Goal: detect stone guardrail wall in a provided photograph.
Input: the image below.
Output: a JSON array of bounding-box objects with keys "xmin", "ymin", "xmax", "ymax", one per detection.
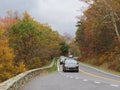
[{"xmin": 0, "ymin": 59, "xmax": 55, "ymax": 90}]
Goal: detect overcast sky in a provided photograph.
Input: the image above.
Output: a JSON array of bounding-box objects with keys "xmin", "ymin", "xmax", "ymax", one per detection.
[{"xmin": 0, "ymin": 0, "xmax": 88, "ymax": 37}]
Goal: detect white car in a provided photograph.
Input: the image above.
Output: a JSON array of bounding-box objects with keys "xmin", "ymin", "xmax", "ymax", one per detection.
[
  {"xmin": 63, "ymin": 58, "xmax": 79, "ymax": 72},
  {"xmin": 59, "ymin": 56, "xmax": 66, "ymax": 64}
]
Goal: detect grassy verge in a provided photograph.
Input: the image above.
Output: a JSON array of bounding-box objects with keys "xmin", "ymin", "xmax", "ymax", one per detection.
[
  {"xmin": 40, "ymin": 58, "xmax": 58, "ymax": 75},
  {"xmin": 46, "ymin": 58, "xmax": 58, "ymax": 73},
  {"xmin": 80, "ymin": 61, "xmax": 120, "ymax": 76},
  {"xmin": 43, "ymin": 60, "xmax": 52, "ymax": 67}
]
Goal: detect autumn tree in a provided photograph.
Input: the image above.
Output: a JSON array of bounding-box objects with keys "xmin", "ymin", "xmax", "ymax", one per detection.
[
  {"xmin": 76, "ymin": 0, "xmax": 120, "ymax": 70},
  {"xmin": 9, "ymin": 12, "xmax": 61, "ymax": 69},
  {"xmin": 69, "ymin": 39, "xmax": 80, "ymax": 57},
  {"xmin": 0, "ymin": 11, "xmax": 62, "ymax": 82},
  {"xmin": 0, "ymin": 24, "xmax": 26, "ymax": 82},
  {"xmin": 76, "ymin": 0, "xmax": 120, "ymax": 55},
  {"xmin": 9, "ymin": 12, "xmax": 42, "ymax": 69}
]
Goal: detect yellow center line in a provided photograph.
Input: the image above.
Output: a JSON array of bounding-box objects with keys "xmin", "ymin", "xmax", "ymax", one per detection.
[{"xmin": 79, "ymin": 69, "xmax": 120, "ymax": 82}]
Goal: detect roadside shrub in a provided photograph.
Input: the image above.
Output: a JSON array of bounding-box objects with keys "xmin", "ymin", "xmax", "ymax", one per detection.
[{"xmin": 26, "ymin": 57, "xmax": 42, "ymax": 69}]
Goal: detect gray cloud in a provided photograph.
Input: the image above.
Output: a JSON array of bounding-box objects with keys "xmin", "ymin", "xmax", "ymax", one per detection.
[{"xmin": 0, "ymin": 0, "xmax": 88, "ymax": 37}]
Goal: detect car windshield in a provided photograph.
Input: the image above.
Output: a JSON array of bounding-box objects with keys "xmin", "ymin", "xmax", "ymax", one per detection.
[{"xmin": 65, "ymin": 60, "xmax": 77, "ymax": 64}]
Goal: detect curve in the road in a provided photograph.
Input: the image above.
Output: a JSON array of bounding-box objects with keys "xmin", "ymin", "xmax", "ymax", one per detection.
[
  {"xmin": 79, "ymin": 69, "xmax": 120, "ymax": 82},
  {"xmin": 20, "ymin": 61, "xmax": 120, "ymax": 90},
  {"xmin": 58, "ymin": 71, "xmax": 120, "ymax": 88},
  {"xmin": 59, "ymin": 71, "xmax": 120, "ymax": 88}
]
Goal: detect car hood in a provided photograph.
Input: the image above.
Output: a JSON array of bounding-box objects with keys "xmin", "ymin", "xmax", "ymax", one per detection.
[{"xmin": 65, "ymin": 64, "xmax": 78, "ymax": 67}]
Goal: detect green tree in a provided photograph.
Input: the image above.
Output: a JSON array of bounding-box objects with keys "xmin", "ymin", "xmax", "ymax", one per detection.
[
  {"xmin": 60, "ymin": 42, "xmax": 69, "ymax": 56},
  {"xmin": 9, "ymin": 12, "xmax": 42, "ymax": 68},
  {"xmin": 9, "ymin": 12, "xmax": 61, "ymax": 69}
]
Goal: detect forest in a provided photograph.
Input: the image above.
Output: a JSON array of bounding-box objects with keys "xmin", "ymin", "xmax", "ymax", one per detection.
[
  {"xmin": 0, "ymin": 11, "xmax": 71, "ymax": 82},
  {"xmin": 76, "ymin": 0, "xmax": 120, "ymax": 71},
  {"xmin": 1, "ymin": 0, "xmax": 120, "ymax": 83}
]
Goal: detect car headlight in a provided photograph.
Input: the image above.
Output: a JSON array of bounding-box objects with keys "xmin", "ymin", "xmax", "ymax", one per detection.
[{"xmin": 65, "ymin": 65, "xmax": 68, "ymax": 67}]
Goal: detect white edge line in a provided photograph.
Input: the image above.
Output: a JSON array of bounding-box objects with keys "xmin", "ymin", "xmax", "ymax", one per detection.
[
  {"xmin": 83, "ymin": 79, "xmax": 88, "ymax": 81},
  {"xmin": 79, "ymin": 62, "xmax": 120, "ymax": 78},
  {"xmin": 75, "ymin": 77, "xmax": 79, "ymax": 79},
  {"xmin": 94, "ymin": 81, "xmax": 101, "ymax": 84},
  {"xmin": 110, "ymin": 84, "xmax": 119, "ymax": 87},
  {"xmin": 57, "ymin": 59, "xmax": 60, "ymax": 72}
]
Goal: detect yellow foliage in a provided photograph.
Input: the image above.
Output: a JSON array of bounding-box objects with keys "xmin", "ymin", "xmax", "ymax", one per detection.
[
  {"xmin": 26, "ymin": 57, "xmax": 42, "ymax": 69},
  {"xmin": 16, "ymin": 62, "xmax": 26, "ymax": 74},
  {"xmin": 114, "ymin": 46, "xmax": 120, "ymax": 53},
  {"xmin": 0, "ymin": 24, "xmax": 27, "ymax": 82}
]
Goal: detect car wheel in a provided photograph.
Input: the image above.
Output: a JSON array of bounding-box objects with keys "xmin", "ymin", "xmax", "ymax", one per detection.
[{"xmin": 76, "ymin": 69, "xmax": 79, "ymax": 72}]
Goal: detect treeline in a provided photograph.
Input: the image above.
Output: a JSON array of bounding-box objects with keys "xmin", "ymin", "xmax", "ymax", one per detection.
[
  {"xmin": 76, "ymin": 0, "xmax": 120, "ymax": 71},
  {"xmin": 0, "ymin": 11, "xmax": 68, "ymax": 82}
]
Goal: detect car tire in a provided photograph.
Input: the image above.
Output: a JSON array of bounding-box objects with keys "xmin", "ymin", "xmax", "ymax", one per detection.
[{"xmin": 76, "ymin": 69, "xmax": 79, "ymax": 72}]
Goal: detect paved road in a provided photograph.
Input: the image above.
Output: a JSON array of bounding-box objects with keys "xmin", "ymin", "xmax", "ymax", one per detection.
[{"xmin": 20, "ymin": 62, "xmax": 120, "ymax": 90}]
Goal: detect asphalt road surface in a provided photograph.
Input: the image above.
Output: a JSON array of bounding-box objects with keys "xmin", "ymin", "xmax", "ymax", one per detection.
[{"xmin": 20, "ymin": 62, "xmax": 120, "ymax": 90}]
